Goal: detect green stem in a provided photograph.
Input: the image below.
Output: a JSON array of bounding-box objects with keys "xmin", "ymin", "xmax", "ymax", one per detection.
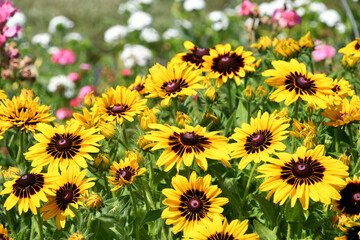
[
  {"xmin": 247, "ymin": 100, "xmax": 251, "ymax": 124},
  {"xmin": 241, "ymin": 163, "xmax": 258, "ymax": 208},
  {"xmin": 5, "ymin": 210, "xmax": 15, "ymax": 235},
  {"xmin": 308, "ymin": 52, "xmax": 315, "ymax": 73},
  {"xmin": 142, "ymin": 178, "xmax": 156, "ymax": 209},
  {"xmin": 286, "ymin": 222, "xmax": 291, "ymax": 240},
  {"xmin": 35, "ymin": 208, "xmax": 44, "ymax": 240},
  {"xmin": 102, "ymin": 171, "xmax": 110, "ymax": 198},
  {"xmin": 15, "ymin": 130, "xmax": 24, "ymax": 169},
  {"xmin": 148, "ymin": 153, "xmax": 154, "ymax": 186},
  {"xmin": 347, "ymin": 124, "xmax": 355, "ymax": 149},
  {"xmin": 128, "ymin": 185, "xmax": 140, "ymax": 240},
  {"xmin": 353, "ymin": 156, "xmax": 360, "ymax": 174},
  {"xmin": 291, "ymin": 99, "xmax": 301, "ymax": 154},
  {"xmin": 227, "ymin": 82, "xmax": 233, "ymax": 112},
  {"xmin": 86, "ymin": 211, "xmax": 93, "ymax": 230},
  {"xmin": 335, "ymin": 127, "xmax": 340, "ymax": 153},
  {"xmin": 121, "ymin": 125, "xmax": 129, "ymax": 150},
  {"xmin": 30, "ymin": 218, "xmax": 35, "ymax": 240},
  {"xmin": 161, "ymin": 228, "xmax": 168, "ymax": 240}
]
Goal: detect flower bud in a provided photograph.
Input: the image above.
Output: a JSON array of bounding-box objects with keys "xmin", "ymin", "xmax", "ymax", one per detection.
[
  {"xmin": 339, "ymin": 153, "xmax": 351, "ymax": 166},
  {"xmin": 99, "ymin": 121, "xmax": 116, "ymax": 140},
  {"xmin": 86, "ymin": 194, "xmax": 103, "ymax": 210},
  {"xmin": 83, "ymin": 91, "xmax": 96, "ymax": 107},
  {"xmin": 176, "ymin": 112, "xmax": 192, "ymax": 128},
  {"xmin": 126, "ymin": 149, "xmax": 143, "ymax": 165},
  {"xmin": 244, "ymin": 85, "xmax": 254, "ymax": 99},
  {"xmin": 93, "ymin": 153, "xmax": 110, "ymax": 170},
  {"xmin": 137, "ymin": 136, "xmax": 153, "ymax": 150},
  {"xmin": 204, "ymin": 86, "xmax": 218, "ymax": 102},
  {"xmin": 305, "ymin": 102, "xmax": 317, "ymax": 114},
  {"xmin": 138, "ymin": 107, "xmax": 158, "ymax": 131},
  {"xmin": 69, "ymin": 233, "xmax": 85, "ymax": 240},
  {"xmin": 256, "ymin": 86, "xmax": 267, "ymax": 98}
]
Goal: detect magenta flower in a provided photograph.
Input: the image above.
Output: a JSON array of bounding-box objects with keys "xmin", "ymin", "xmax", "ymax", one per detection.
[
  {"xmin": 0, "ymin": 1, "xmax": 19, "ymax": 23},
  {"xmin": 312, "ymin": 40, "xmax": 336, "ymax": 62},
  {"xmin": 121, "ymin": 68, "xmax": 132, "ymax": 77},
  {"xmin": 69, "ymin": 97, "xmax": 82, "ymax": 107},
  {"xmin": 272, "ymin": 8, "xmax": 301, "ymax": 28},
  {"xmin": 51, "ymin": 49, "xmax": 76, "ymax": 65},
  {"xmin": 68, "ymin": 72, "xmax": 81, "ymax": 82},
  {"xmin": 238, "ymin": 0, "xmax": 254, "ymax": 16},
  {"xmin": 78, "ymin": 85, "xmax": 96, "ymax": 99},
  {"xmin": 79, "ymin": 63, "xmax": 91, "ymax": 70},
  {"xmin": 3, "ymin": 25, "xmax": 22, "ymax": 38},
  {"xmin": 0, "ymin": 34, "xmax": 5, "ymax": 45},
  {"xmin": 55, "ymin": 107, "xmax": 73, "ymax": 120}
]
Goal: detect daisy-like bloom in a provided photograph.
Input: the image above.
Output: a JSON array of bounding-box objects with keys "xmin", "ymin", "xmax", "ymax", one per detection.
[
  {"xmin": 298, "ymin": 32, "xmax": 314, "ymax": 49},
  {"xmin": 0, "ymin": 89, "xmax": 7, "ymax": 100},
  {"xmin": 176, "ymin": 111, "xmax": 192, "ymax": 128},
  {"xmin": 0, "ymin": 94, "xmax": 55, "ymax": 133},
  {"xmin": 339, "ymin": 38, "xmax": 360, "ymax": 58},
  {"xmin": 290, "ymin": 118, "xmax": 317, "ymax": 149},
  {"xmin": 25, "ymin": 123, "xmax": 104, "ymax": 173},
  {"xmin": 257, "ymin": 145, "xmax": 349, "ymax": 210},
  {"xmin": 0, "ymin": 167, "xmax": 58, "ymax": 215},
  {"xmin": 262, "ymin": 59, "xmax": 334, "ymax": 108},
  {"xmin": 327, "ymin": 78, "xmax": 354, "ymax": 106},
  {"xmin": 335, "ymin": 226, "xmax": 360, "ymax": 240},
  {"xmin": 144, "ymin": 124, "xmax": 231, "ymax": 172},
  {"xmin": 162, "ymin": 171, "xmax": 229, "ymax": 234},
  {"xmin": 182, "ymin": 214, "xmax": 259, "ymax": 240},
  {"xmin": 138, "ymin": 106, "xmax": 159, "ymax": 131},
  {"xmin": 342, "ymin": 54, "xmax": 360, "ymax": 68},
  {"xmin": 128, "ymin": 75, "xmax": 149, "ymax": 95},
  {"xmin": 202, "ymin": 43, "xmax": 256, "ymax": 87},
  {"xmin": 145, "ymin": 62, "xmax": 205, "ymax": 106},
  {"xmin": 333, "ymin": 175, "xmax": 360, "ymax": 219},
  {"xmin": 251, "ymin": 36, "xmax": 272, "ymax": 52},
  {"xmin": 41, "ymin": 168, "xmax": 95, "ymax": 229},
  {"xmin": 0, "ymin": 224, "xmax": 13, "ymax": 240},
  {"xmin": 172, "ymin": 41, "xmax": 211, "ymax": 69},
  {"xmin": 321, "ymin": 95, "xmax": 360, "ymax": 127},
  {"xmin": 96, "ymin": 85, "xmax": 147, "ymax": 125},
  {"xmin": 107, "ymin": 157, "xmax": 146, "ymax": 191},
  {"xmin": 230, "ymin": 111, "xmax": 289, "ymax": 170},
  {"xmin": 274, "ymin": 38, "xmax": 301, "ymax": 58}
]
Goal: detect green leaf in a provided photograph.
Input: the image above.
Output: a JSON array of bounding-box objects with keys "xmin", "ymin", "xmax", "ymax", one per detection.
[
  {"xmin": 285, "ymin": 200, "xmax": 305, "ymax": 223},
  {"xmin": 89, "ymin": 217, "xmax": 118, "ymax": 239},
  {"xmin": 224, "ymin": 111, "xmax": 236, "ymax": 136},
  {"xmin": 253, "ymin": 220, "xmax": 277, "ymax": 240},
  {"xmin": 141, "ymin": 209, "xmax": 163, "ymax": 224},
  {"xmin": 235, "ymin": 100, "xmax": 248, "ymax": 126},
  {"xmin": 251, "ymin": 194, "xmax": 279, "ymax": 228}
]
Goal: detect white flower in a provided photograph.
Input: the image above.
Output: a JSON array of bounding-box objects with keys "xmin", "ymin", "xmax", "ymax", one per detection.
[
  {"xmin": 48, "ymin": 75, "xmax": 75, "ymax": 98},
  {"xmin": 293, "ymin": 0, "xmax": 310, "ymax": 7},
  {"xmin": 183, "ymin": 0, "xmax": 206, "ymax": 11},
  {"xmin": 64, "ymin": 32, "xmax": 82, "ymax": 42},
  {"xmin": 163, "ymin": 28, "xmax": 180, "ymax": 40},
  {"xmin": 118, "ymin": 1, "xmax": 142, "ymax": 14},
  {"xmin": 175, "ymin": 19, "xmax": 192, "ymax": 29},
  {"xmin": 104, "ymin": 25, "xmax": 128, "ymax": 43},
  {"xmin": 6, "ymin": 12, "xmax": 26, "ymax": 27},
  {"xmin": 208, "ymin": 11, "xmax": 229, "ymax": 31},
  {"xmin": 259, "ymin": 0, "xmax": 291, "ymax": 16},
  {"xmin": 32, "ymin": 33, "xmax": 51, "ymax": 48},
  {"xmin": 120, "ymin": 44, "xmax": 152, "ymax": 68},
  {"xmin": 140, "ymin": 27, "xmax": 160, "ymax": 42},
  {"xmin": 319, "ymin": 9, "xmax": 341, "ymax": 27},
  {"xmin": 336, "ymin": 23, "xmax": 346, "ymax": 34},
  {"xmin": 296, "ymin": 7, "xmax": 305, "ymax": 17},
  {"xmin": 127, "ymin": 11, "xmax": 152, "ymax": 31},
  {"xmin": 48, "ymin": 16, "xmax": 74, "ymax": 33},
  {"xmin": 308, "ymin": 2, "xmax": 327, "ymax": 14},
  {"xmin": 47, "ymin": 46, "xmax": 59, "ymax": 54}
]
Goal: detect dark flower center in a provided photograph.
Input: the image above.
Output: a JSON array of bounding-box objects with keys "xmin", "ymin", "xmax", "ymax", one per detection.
[
  {"xmin": 0, "ymin": 237, "xmax": 5, "ymax": 240},
  {"xmin": 292, "ymin": 163, "xmax": 312, "ymax": 178},
  {"xmin": 194, "ymin": 48, "xmax": 209, "ymax": 59},
  {"xmin": 187, "ymin": 198, "xmax": 203, "ymax": 213},
  {"xmin": 218, "ymin": 56, "xmax": 234, "ymax": 68},
  {"xmin": 351, "ymin": 192, "xmax": 360, "ymax": 205},
  {"xmin": 60, "ymin": 190, "xmax": 73, "ymax": 204},
  {"xmin": 18, "ymin": 173, "xmax": 36, "ymax": 188},
  {"xmin": 331, "ymin": 85, "xmax": 340, "ymax": 92},
  {"xmin": 251, "ymin": 134, "xmax": 265, "ymax": 147},
  {"xmin": 165, "ymin": 82, "xmax": 179, "ymax": 92},
  {"xmin": 55, "ymin": 138, "xmax": 73, "ymax": 151},
  {"xmin": 180, "ymin": 132, "xmax": 199, "ymax": 145},
  {"xmin": 118, "ymin": 169, "xmax": 132, "ymax": 181},
  {"xmin": 131, "ymin": 85, "xmax": 144, "ymax": 92},
  {"xmin": 355, "ymin": 42, "xmax": 360, "ymax": 50},
  {"xmin": 111, "ymin": 105, "xmax": 125, "ymax": 113},
  {"xmin": 295, "ymin": 76, "xmax": 311, "ymax": 90},
  {"xmin": 340, "ymin": 113, "xmax": 349, "ymax": 121}
]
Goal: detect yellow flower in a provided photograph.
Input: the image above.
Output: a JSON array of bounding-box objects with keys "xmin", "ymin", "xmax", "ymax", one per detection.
[
  {"xmin": 244, "ymin": 85, "xmax": 254, "ymax": 99},
  {"xmin": 176, "ymin": 111, "xmax": 192, "ymax": 128},
  {"xmin": 256, "ymin": 86, "xmax": 268, "ymax": 98},
  {"xmin": 251, "ymin": 36, "xmax": 272, "ymax": 51},
  {"xmin": 339, "ymin": 38, "xmax": 360, "ymax": 58},
  {"xmin": 299, "ymin": 32, "xmax": 314, "ymax": 48},
  {"xmin": 20, "ymin": 88, "xmax": 35, "ymax": 99},
  {"xmin": 342, "ymin": 54, "xmax": 360, "ymax": 68},
  {"xmin": 0, "ymin": 224, "xmax": 13, "ymax": 240},
  {"xmin": 1, "ymin": 166, "xmax": 20, "ymax": 179},
  {"xmin": 86, "ymin": 193, "xmax": 103, "ymax": 210},
  {"xmin": 274, "ymin": 38, "xmax": 301, "ymax": 58},
  {"xmin": 69, "ymin": 233, "xmax": 85, "ymax": 240},
  {"xmin": 137, "ymin": 136, "xmax": 153, "ymax": 150},
  {"xmin": 138, "ymin": 107, "xmax": 159, "ymax": 131},
  {"xmin": 125, "ymin": 149, "xmax": 143, "ymax": 165},
  {"xmin": 204, "ymin": 86, "xmax": 218, "ymax": 102},
  {"xmin": 93, "ymin": 153, "xmax": 110, "ymax": 170},
  {"xmin": 83, "ymin": 91, "xmax": 96, "ymax": 107},
  {"xmin": 305, "ymin": 102, "xmax": 317, "ymax": 114},
  {"xmin": 339, "ymin": 153, "xmax": 351, "ymax": 166}
]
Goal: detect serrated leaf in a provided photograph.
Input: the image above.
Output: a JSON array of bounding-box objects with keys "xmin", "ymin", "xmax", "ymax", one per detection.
[
  {"xmin": 285, "ymin": 200, "xmax": 305, "ymax": 223},
  {"xmin": 251, "ymin": 194, "xmax": 278, "ymax": 227},
  {"xmin": 253, "ymin": 220, "xmax": 277, "ymax": 240},
  {"xmin": 141, "ymin": 209, "xmax": 163, "ymax": 224}
]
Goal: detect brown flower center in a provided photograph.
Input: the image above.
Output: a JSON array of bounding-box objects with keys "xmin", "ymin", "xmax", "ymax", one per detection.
[
  {"xmin": 251, "ymin": 134, "xmax": 265, "ymax": 147},
  {"xmin": 165, "ymin": 82, "xmax": 179, "ymax": 92},
  {"xmin": 60, "ymin": 190, "xmax": 73, "ymax": 204},
  {"xmin": 292, "ymin": 163, "xmax": 312, "ymax": 178},
  {"xmin": 340, "ymin": 113, "xmax": 349, "ymax": 121},
  {"xmin": 131, "ymin": 85, "xmax": 144, "ymax": 92},
  {"xmin": 18, "ymin": 173, "xmax": 36, "ymax": 188},
  {"xmin": 180, "ymin": 132, "xmax": 199, "ymax": 145},
  {"xmin": 187, "ymin": 198, "xmax": 203, "ymax": 213},
  {"xmin": 118, "ymin": 169, "xmax": 132, "ymax": 181},
  {"xmin": 111, "ymin": 105, "xmax": 125, "ymax": 113},
  {"xmin": 295, "ymin": 76, "xmax": 311, "ymax": 90},
  {"xmin": 55, "ymin": 138, "xmax": 73, "ymax": 151},
  {"xmin": 194, "ymin": 48, "xmax": 209, "ymax": 59},
  {"xmin": 218, "ymin": 56, "xmax": 234, "ymax": 68},
  {"xmin": 351, "ymin": 192, "xmax": 360, "ymax": 205}
]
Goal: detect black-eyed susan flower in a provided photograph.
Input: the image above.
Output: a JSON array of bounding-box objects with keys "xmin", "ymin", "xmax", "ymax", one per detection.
[
  {"xmin": 182, "ymin": 214, "xmax": 259, "ymax": 240},
  {"xmin": 0, "ymin": 94, "xmax": 55, "ymax": 133},
  {"xmin": 263, "ymin": 59, "xmax": 333, "ymax": 108},
  {"xmin": 128, "ymin": 75, "xmax": 149, "ymax": 95},
  {"xmin": 86, "ymin": 193, "xmax": 103, "ymax": 210},
  {"xmin": 202, "ymin": 43, "xmax": 256, "ymax": 87},
  {"xmin": 107, "ymin": 157, "xmax": 146, "ymax": 191},
  {"xmin": 0, "ymin": 168, "xmax": 58, "ymax": 215},
  {"xmin": 172, "ymin": 41, "xmax": 211, "ymax": 69},
  {"xmin": 335, "ymin": 226, "xmax": 360, "ymax": 240},
  {"xmin": 230, "ymin": 111, "xmax": 289, "ymax": 170},
  {"xmin": 125, "ymin": 149, "xmax": 143, "ymax": 165},
  {"xmin": 162, "ymin": 171, "xmax": 229, "ymax": 234},
  {"xmin": 333, "ymin": 175, "xmax": 360, "ymax": 219},
  {"xmin": 327, "ymin": 78, "xmax": 355, "ymax": 106},
  {"xmin": 145, "ymin": 124, "xmax": 231, "ymax": 172},
  {"xmin": 96, "ymin": 85, "xmax": 147, "ymax": 125},
  {"xmin": 342, "ymin": 54, "xmax": 360, "ymax": 68},
  {"xmin": 0, "ymin": 89, "xmax": 7, "ymax": 100},
  {"xmin": 322, "ymin": 95, "xmax": 360, "ymax": 127},
  {"xmin": 251, "ymin": 36, "xmax": 272, "ymax": 52},
  {"xmin": 68, "ymin": 233, "xmax": 85, "ymax": 240},
  {"xmin": 290, "ymin": 118, "xmax": 317, "ymax": 149},
  {"xmin": 274, "ymin": 38, "xmax": 301, "ymax": 58},
  {"xmin": 145, "ymin": 62, "xmax": 205, "ymax": 106},
  {"xmin": 257, "ymin": 145, "xmax": 349, "ymax": 210},
  {"xmin": 25, "ymin": 123, "xmax": 104, "ymax": 173},
  {"xmin": 0, "ymin": 224, "xmax": 13, "ymax": 240},
  {"xmin": 41, "ymin": 168, "xmax": 95, "ymax": 229},
  {"xmin": 298, "ymin": 32, "xmax": 314, "ymax": 49},
  {"xmin": 83, "ymin": 91, "xmax": 96, "ymax": 107},
  {"xmin": 339, "ymin": 38, "xmax": 360, "ymax": 58}
]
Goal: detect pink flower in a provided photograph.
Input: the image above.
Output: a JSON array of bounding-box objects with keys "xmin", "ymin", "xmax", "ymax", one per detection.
[
  {"xmin": 272, "ymin": 9, "xmax": 301, "ymax": 28},
  {"xmin": 68, "ymin": 72, "xmax": 81, "ymax": 82},
  {"xmin": 55, "ymin": 107, "xmax": 73, "ymax": 120},
  {"xmin": 80, "ymin": 63, "xmax": 91, "ymax": 70},
  {"xmin": 0, "ymin": 34, "xmax": 6, "ymax": 45},
  {"xmin": 51, "ymin": 49, "xmax": 76, "ymax": 65},
  {"xmin": 312, "ymin": 40, "xmax": 336, "ymax": 62},
  {"xmin": 69, "ymin": 97, "xmax": 82, "ymax": 107},
  {"xmin": 0, "ymin": 1, "xmax": 19, "ymax": 23},
  {"xmin": 238, "ymin": 0, "xmax": 254, "ymax": 16},
  {"xmin": 78, "ymin": 85, "xmax": 96, "ymax": 99},
  {"xmin": 3, "ymin": 25, "xmax": 23, "ymax": 38},
  {"xmin": 6, "ymin": 48, "xmax": 19, "ymax": 58},
  {"xmin": 121, "ymin": 68, "xmax": 132, "ymax": 77}
]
